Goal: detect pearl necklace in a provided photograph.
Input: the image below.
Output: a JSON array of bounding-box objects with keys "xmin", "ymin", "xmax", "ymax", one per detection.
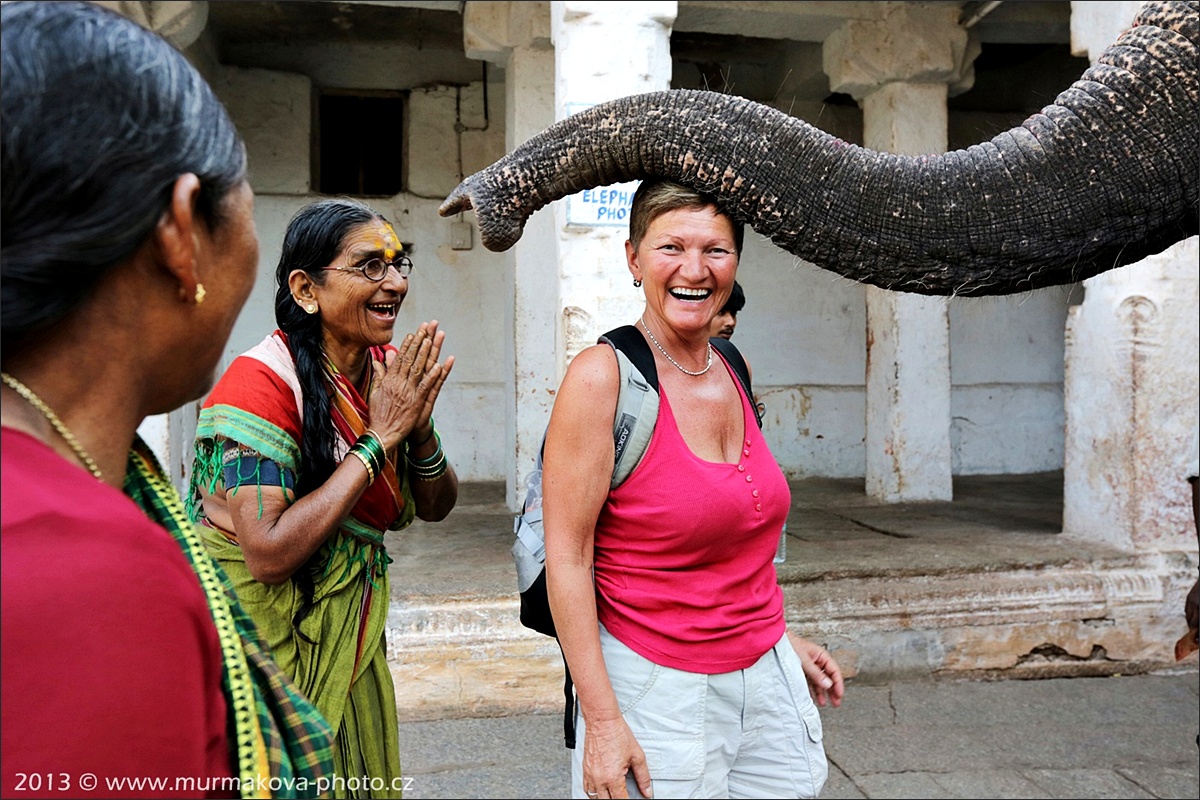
[
  {"xmin": 639, "ymin": 317, "xmax": 713, "ymax": 377},
  {"xmin": 2, "ymin": 371, "xmax": 103, "ymax": 480}
]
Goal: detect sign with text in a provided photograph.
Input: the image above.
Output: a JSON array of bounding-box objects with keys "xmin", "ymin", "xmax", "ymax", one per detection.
[{"xmin": 564, "ymin": 102, "xmax": 640, "ymax": 228}]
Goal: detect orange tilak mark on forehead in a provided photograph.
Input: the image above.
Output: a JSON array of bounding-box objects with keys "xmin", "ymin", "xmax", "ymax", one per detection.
[{"xmin": 378, "ymin": 223, "xmax": 401, "ymax": 261}]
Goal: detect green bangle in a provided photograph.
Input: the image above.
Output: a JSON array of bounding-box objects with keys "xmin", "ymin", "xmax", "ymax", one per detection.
[
  {"xmin": 351, "ymin": 441, "xmax": 385, "ymax": 479},
  {"xmin": 359, "ymin": 429, "xmax": 386, "ymax": 461},
  {"xmin": 409, "ymin": 449, "xmax": 447, "ymax": 478},
  {"xmin": 355, "ymin": 431, "xmax": 386, "ymax": 473},
  {"xmin": 415, "ymin": 457, "xmax": 449, "ymax": 482},
  {"xmin": 407, "ymin": 435, "xmax": 443, "ymax": 467},
  {"xmin": 410, "ymin": 449, "xmax": 445, "ymax": 472},
  {"xmin": 417, "ymin": 465, "xmax": 448, "ymax": 482}
]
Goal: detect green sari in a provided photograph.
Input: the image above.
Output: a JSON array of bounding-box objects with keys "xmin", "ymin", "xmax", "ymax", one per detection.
[
  {"xmin": 126, "ymin": 438, "xmax": 334, "ymax": 798},
  {"xmin": 189, "ymin": 332, "xmax": 415, "ymax": 798}
]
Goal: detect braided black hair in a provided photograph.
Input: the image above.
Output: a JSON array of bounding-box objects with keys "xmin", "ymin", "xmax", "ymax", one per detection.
[{"xmin": 273, "ymin": 198, "xmax": 388, "ymax": 634}]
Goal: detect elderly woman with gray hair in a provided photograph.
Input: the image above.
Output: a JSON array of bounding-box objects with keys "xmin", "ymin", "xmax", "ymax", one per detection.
[{"xmin": 190, "ymin": 196, "xmax": 458, "ymax": 797}]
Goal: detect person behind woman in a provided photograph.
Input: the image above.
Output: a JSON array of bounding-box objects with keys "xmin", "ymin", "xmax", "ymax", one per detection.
[
  {"xmin": 1, "ymin": 2, "xmax": 334, "ymax": 795},
  {"xmin": 709, "ymin": 279, "xmax": 745, "ymax": 340},
  {"xmin": 189, "ymin": 198, "xmax": 458, "ymax": 796},
  {"xmin": 544, "ymin": 180, "xmax": 844, "ymax": 800}
]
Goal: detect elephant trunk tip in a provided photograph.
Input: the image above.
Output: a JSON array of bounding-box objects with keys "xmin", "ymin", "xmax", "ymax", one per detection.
[
  {"xmin": 438, "ymin": 184, "xmax": 473, "ymax": 218},
  {"xmin": 439, "ymin": 177, "xmax": 527, "ymax": 252}
]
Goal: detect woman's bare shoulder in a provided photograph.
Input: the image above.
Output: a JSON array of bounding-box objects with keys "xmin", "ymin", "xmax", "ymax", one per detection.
[
  {"xmin": 561, "ymin": 343, "xmax": 619, "ymax": 390},
  {"xmin": 551, "ymin": 343, "xmax": 621, "ymax": 432}
]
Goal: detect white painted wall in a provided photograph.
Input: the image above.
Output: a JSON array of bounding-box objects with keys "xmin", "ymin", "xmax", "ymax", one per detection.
[
  {"xmin": 214, "ymin": 66, "xmax": 312, "ymax": 195},
  {"xmin": 550, "ymin": 1, "xmax": 678, "ymax": 365},
  {"xmin": 950, "ymin": 290, "xmax": 1076, "ymax": 474}
]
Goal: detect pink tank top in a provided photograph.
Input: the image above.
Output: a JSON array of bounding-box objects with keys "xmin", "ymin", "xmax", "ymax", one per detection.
[{"xmin": 594, "ymin": 356, "xmax": 789, "ymax": 673}]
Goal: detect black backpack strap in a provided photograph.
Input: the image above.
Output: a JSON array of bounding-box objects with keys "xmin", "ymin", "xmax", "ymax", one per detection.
[
  {"xmin": 601, "ymin": 325, "xmax": 760, "ymax": 429},
  {"xmin": 600, "ymin": 325, "xmax": 659, "ymax": 392},
  {"xmin": 710, "ymin": 336, "xmax": 763, "ymax": 429},
  {"xmin": 562, "ymin": 659, "xmax": 576, "ymax": 749}
]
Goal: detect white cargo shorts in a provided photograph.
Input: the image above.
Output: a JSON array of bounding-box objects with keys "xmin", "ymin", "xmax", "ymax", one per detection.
[{"xmin": 572, "ymin": 624, "xmax": 828, "ymax": 799}]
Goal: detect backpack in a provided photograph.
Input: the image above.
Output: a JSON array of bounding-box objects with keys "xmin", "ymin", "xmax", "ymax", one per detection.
[{"xmin": 511, "ymin": 324, "xmax": 761, "ymax": 748}]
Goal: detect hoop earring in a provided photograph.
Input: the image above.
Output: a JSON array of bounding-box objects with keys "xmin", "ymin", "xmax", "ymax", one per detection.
[
  {"xmin": 194, "ymin": 283, "xmax": 206, "ymax": 304},
  {"xmin": 633, "ymin": 279, "xmax": 642, "ymax": 288}
]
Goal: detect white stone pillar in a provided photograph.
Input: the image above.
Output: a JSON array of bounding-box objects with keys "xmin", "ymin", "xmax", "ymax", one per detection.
[
  {"xmin": 825, "ymin": 5, "xmax": 978, "ymax": 502},
  {"xmin": 550, "ymin": 1, "xmax": 677, "ymax": 363},
  {"xmin": 465, "ymin": 2, "xmax": 559, "ymax": 509},
  {"xmin": 506, "ymin": 46, "xmax": 560, "ymax": 509},
  {"xmin": 1063, "ymin": 1, "xmax": 1200, "ymax": 551},
  {"xmin": 862, "ymin": 83, "xmax": 952, "ymax": 503}
]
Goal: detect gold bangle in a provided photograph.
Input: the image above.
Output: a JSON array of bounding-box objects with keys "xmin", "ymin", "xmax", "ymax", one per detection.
[
  {"xmin": 410, "ymin": 450, "xmax": 446, "ymax": 476},
  {"xmin": 417, "ymin": 463, "xmax": 449, "ymax": 482},
  {"xmin": 358, "ymin": 430, "xmax": 386, "ymax": 463},
  {"xmin": 349, "ymin": 448, "xmax": 376, "ymax": 483}
]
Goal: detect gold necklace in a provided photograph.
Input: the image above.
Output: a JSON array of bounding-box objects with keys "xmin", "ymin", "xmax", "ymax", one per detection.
[
  {"xmin": 639, "ymin": 317, "xmax": 713, "ymax": 376},
  {"xmin": 1, "ymin": 371, "xmax": 103, "ymax": 480}
]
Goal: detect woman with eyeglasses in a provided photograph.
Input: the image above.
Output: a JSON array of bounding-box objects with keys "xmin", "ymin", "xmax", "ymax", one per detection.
[{"xmin": 189, "ymin": 197, "xmax": 458, "ymax": 796}]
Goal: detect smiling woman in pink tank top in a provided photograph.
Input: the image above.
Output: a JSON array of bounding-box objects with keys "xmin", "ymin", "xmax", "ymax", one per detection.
[{"xmin": 543, "ymin": 180, "xmax": 845, "ymax": 800}]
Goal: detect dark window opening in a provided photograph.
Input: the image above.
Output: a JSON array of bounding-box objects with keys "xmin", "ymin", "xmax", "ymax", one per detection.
[{"xmin": 316, "ymin": 91, "xmax": 405, "ymax": 196}]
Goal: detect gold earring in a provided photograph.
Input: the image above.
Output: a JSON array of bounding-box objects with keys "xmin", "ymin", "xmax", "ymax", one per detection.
[{"xmin": 194, "ymin": 283, "xmax": 206, "ymax": 304}]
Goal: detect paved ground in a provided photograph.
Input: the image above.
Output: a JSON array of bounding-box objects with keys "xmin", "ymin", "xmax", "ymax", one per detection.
[{"xmin": 397, "ymin": 670, "xmax": 1199, "ymax": 799}]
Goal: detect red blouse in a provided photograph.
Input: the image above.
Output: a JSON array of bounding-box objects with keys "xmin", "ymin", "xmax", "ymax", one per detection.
[{"xmin": 1, "ymin": 428, "xmax": 233, "ymax": 798}]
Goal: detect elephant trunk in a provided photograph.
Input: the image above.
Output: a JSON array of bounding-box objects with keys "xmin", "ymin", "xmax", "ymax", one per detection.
[{"xmin": 440, "ymin": 0, "xmax": 1197, "ymax": 297}]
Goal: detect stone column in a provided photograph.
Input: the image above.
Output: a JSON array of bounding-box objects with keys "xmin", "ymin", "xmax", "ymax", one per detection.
[
  {"xmin": 464, "ymin": 2, "xmax": 559, "ymax": 509},
  {"xmin": 550, "ymin": 1, "xmax": 677, "ymax": 362},
  {"xmin": 824, "ymin": 5, "xmax": 978, "ymax": 502},
  {"xmin": 1063, "ymin": 2, "xmax": 1200, "ymax": 552}
]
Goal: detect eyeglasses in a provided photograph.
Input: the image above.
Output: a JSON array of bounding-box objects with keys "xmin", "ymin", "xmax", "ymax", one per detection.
[{"xmin": 324, "ymin": 255, "xmax": 413, "ymax": 281}]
